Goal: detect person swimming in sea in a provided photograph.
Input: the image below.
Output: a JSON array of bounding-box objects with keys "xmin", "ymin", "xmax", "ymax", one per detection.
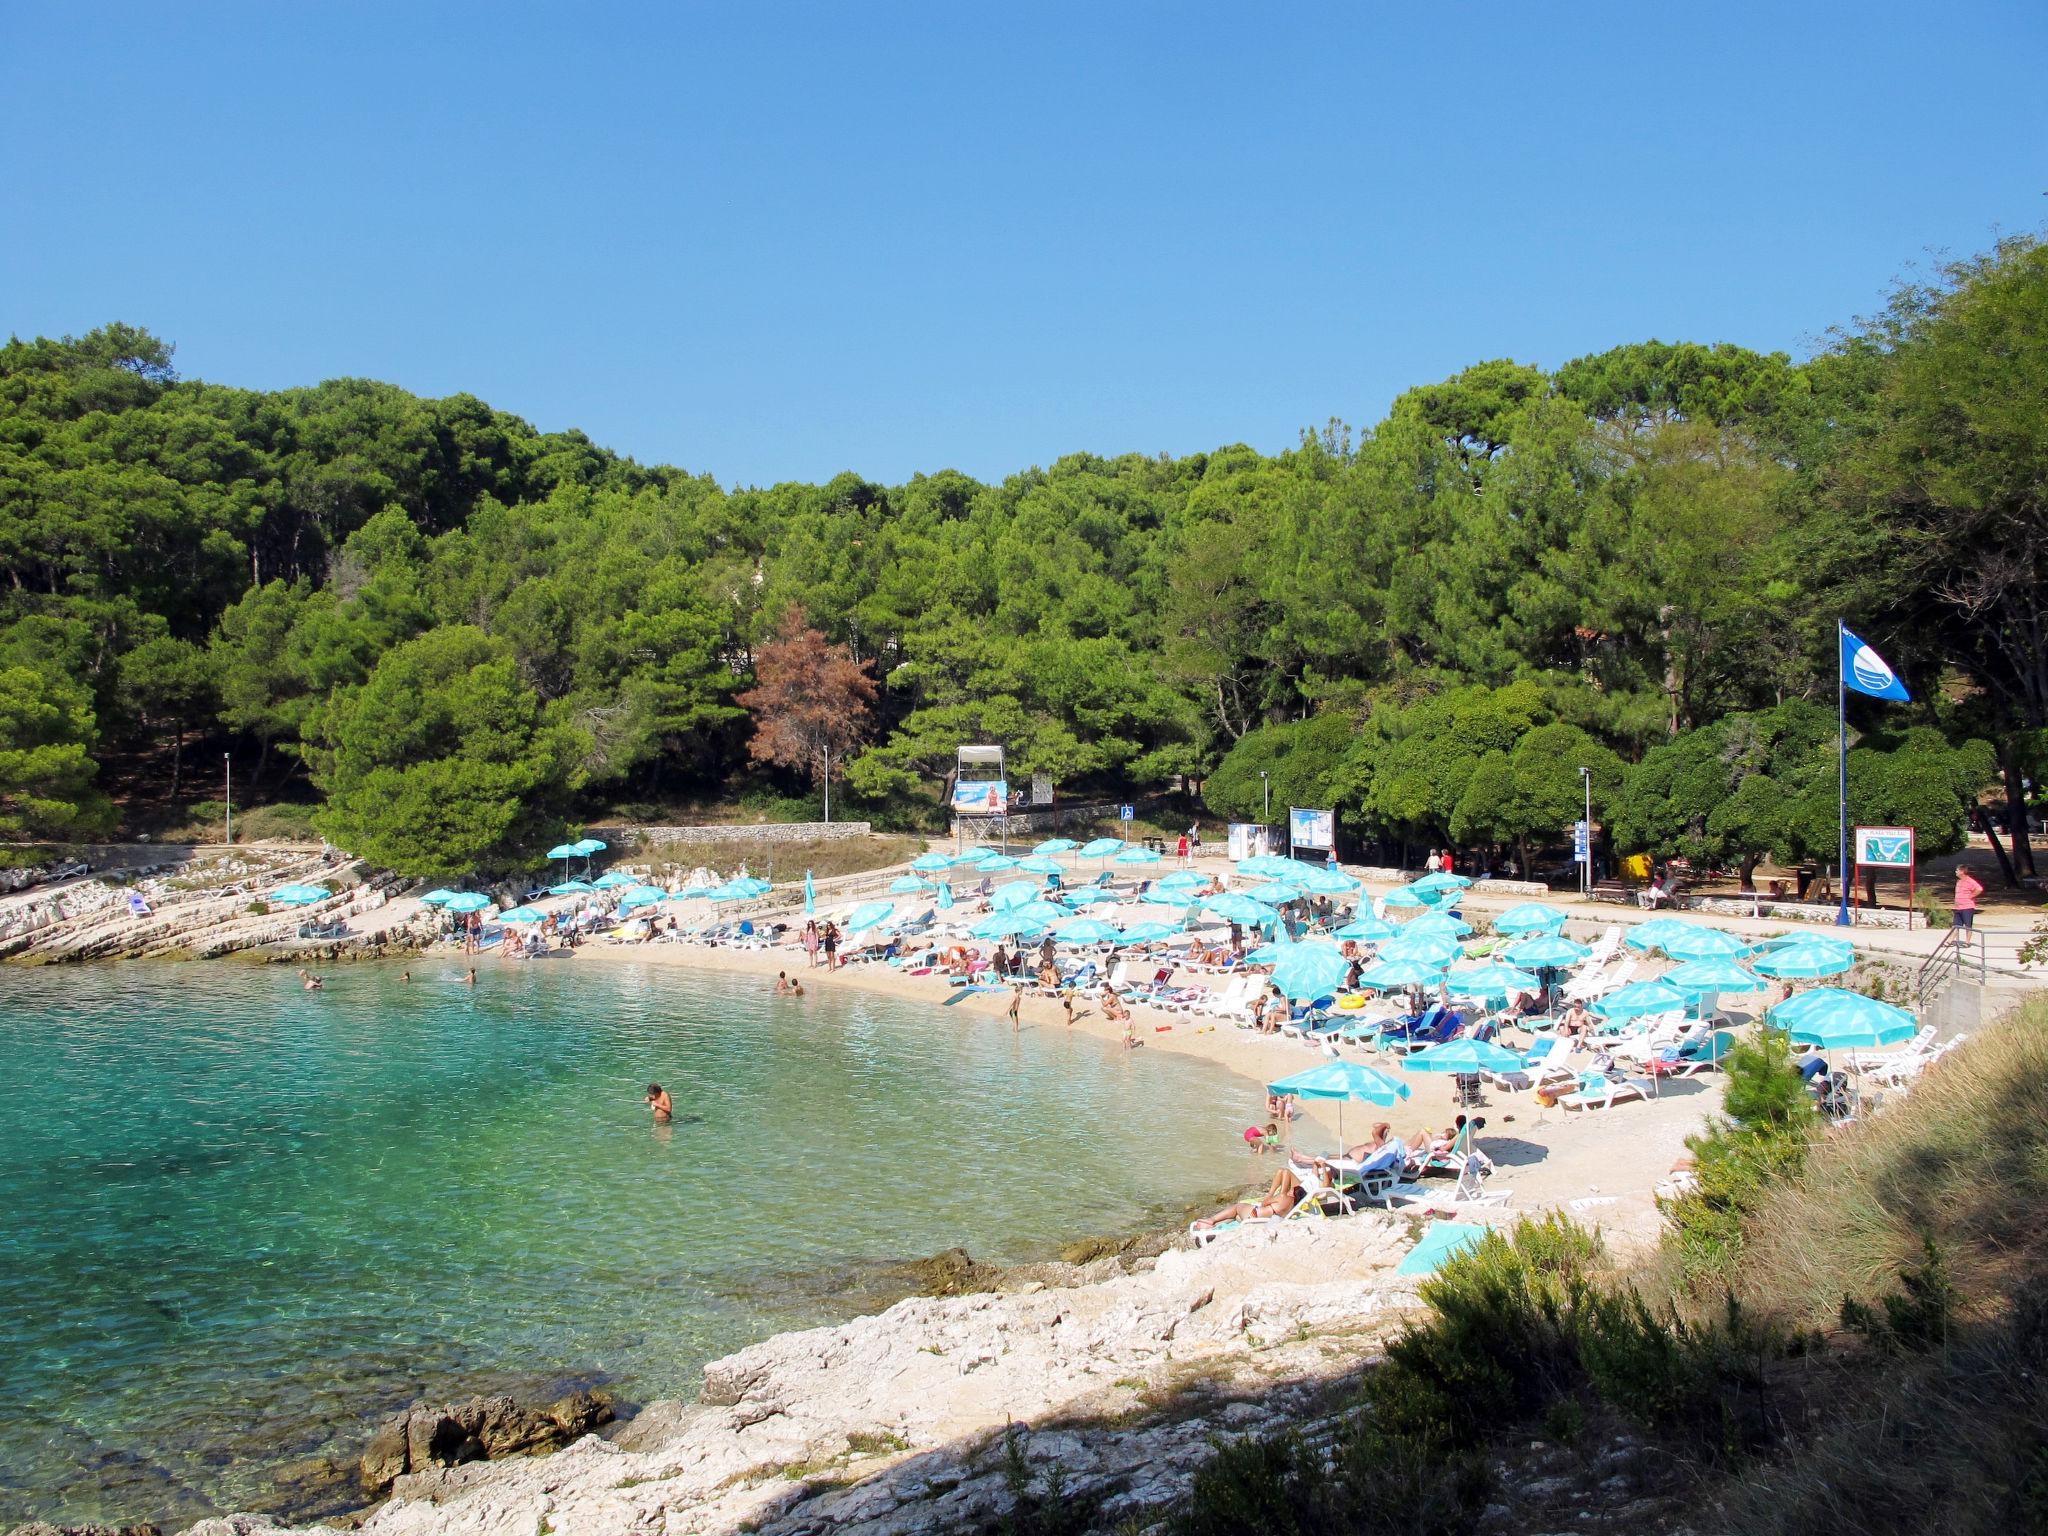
[
  {"xmin": 645, "ymin": 1083, "xmax": 673, "ymax": 1123},
  {"xmin": 297, "ymin": 968, "xmax": 323, "ymax": 991},
  {"xmin": 464, "ymin": 967, "xmax": 477, "ymax": 987}
]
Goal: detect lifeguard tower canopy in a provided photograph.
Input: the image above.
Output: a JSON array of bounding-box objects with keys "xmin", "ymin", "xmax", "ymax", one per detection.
[{"xmin": 953, "ymin": 744, "xmax": 1010, "ymax": 851}]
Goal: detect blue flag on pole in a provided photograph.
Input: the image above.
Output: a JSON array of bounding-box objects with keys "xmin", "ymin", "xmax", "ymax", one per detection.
[{"xmin": 1841, "ymin": 628, "xmax": 1911, "ymax": 702}]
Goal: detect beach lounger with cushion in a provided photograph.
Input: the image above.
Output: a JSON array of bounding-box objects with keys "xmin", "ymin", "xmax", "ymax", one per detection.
[{"xmin": 1559, "ymin": 1073, "xmax": 1657, "ymax": 1111}]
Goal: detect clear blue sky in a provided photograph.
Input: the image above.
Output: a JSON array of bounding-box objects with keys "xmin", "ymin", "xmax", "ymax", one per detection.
[{"xmin": 6, "ymin": 2, "xmax": 2044, "ymax": 487}]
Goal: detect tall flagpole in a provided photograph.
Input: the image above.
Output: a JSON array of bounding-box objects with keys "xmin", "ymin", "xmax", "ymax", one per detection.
[{"xmin": 1836, "ymin": 619, "xmax": 1851, "ymax": 926}]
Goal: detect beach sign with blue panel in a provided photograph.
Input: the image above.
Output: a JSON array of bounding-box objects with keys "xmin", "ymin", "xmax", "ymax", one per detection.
[{"xmin": 1854, "ymin": 827, "xmax": 1914, "ymax": 869}]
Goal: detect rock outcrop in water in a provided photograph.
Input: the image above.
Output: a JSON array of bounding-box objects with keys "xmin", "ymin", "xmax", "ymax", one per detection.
[{"xmin": 358, "ymin": 1391, "xmax": 615, "ymax": 1494}]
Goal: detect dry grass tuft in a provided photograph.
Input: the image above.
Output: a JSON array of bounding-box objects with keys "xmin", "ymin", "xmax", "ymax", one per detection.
[{"xmin": 1731, "ymin": 999, "xmax": 2048, "ymax": 1329}]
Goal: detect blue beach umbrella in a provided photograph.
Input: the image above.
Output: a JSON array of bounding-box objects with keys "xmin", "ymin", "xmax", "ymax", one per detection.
[
  {"xmin": 935, "ymin": 881, "xmax": 954, "ymax": 910},
  {"xmin": 442, "ymin": 892, "xmax": 493, "ymax": 914},
  {"xmin": 1114, "ymin": 845, "xmax": 1163, "ymax": 866},
  {"xmin": 1116, "ymin": 921, "xmax": 1177, "ymax": 946},
  {"xmin": 571, "ymin": 838, "xmax": 607, "ymax": 856},
  {"xmin": 1378, "ymin": 932, "xmax": 1463, "ymax": 966},
  {"xmin": 1494, "ymin": 903, "xmax": 1568, "ymax": 935},
  {"xmin": 1503, "ymin": 935, "xmax": 1591, "ymax": 969},
  {"xmin": 498, "ymin": 905, "xmax": 548, "ymax": 924},
  {"xmin": 844, "ymin": 900, "xmax": 895, "ymax": 933},
  {"xmin": 1333, "ymin": 915, "xmax": 1397, "ymax": 942},
  {"xmin": 911, "ymin": 852, "xmax": 953, "ymax": 873},
  {"xmin": 1404, "ymin": 1038, "xmax": 1528, "ymax": 1074},
  {"xmin": 1203, "ymin": 893, "xmax": 1272, "ymax": 925},
  {"xmin": 1269, "ymin": 1059, "xmax": 1412, "ymax": 1151},
  {"xmin": 1053, "ymin": 916, "xmax": 1121, "ymax": 944},
  {"xmin": 1017, "ymin": 855, "xmax": 1064, "ymax": 875},
  {"xmin": 1592, "ymin": 979, "xmax": 1692, "ymax": 1019},
  {"xmin": 969, "ymin": 911, "xmax": 1046, "ymax": 940},
  {"xmin": 1154, "ymin": 869, "xmax": 1208, "ymax": 895},
  {"xmin": 1406, "ymin": 910, "xmax": 1472, "ymax": 938},
  {"xmin": 1663, "ymin": 927, "xmax": 1754, "ymax": 961},
  {"xmin": 1079, "ymin": 837, "xmax": 1124, "ymax": 859},
  {"xmin": 618, "ymin": 885, "xmax": 668, "ymax": 908},
  {"xmin": 1445, "ymin": 963, "xmax": 1542, "ymax": 1004},
  {"xmin": 1381, "ymin": 885, "xmax": 1435, "ymax": 909},
  {"xmin": 1011, "ymin": 900, "xmax": 1070, "ymax": 927},
  {"xmin": 1296, "ymin": 866, "xmax": 1361, "ymax": 894},
  {"xmin": 1247, "ymin": 882, "xmax": 1303, "ymax": 905},
  {"xmin": 1269, "ymin": 1059, "xmax": 1412, "ymax": 1106},
  {"xmin": 1271, "ymin": 938, "xmax": 1350, "ymax": 1003},
  {"xmin": 1357, "ymin": 956, "xmax": 1447, "ymax": 989},
  {"xmin": 1244, "ymin": 940, "xmax": 1284, "ymax": 963},
  {"xmin": 1238, "ymin": 854, "xmax": 1311, "ymax": 879},
  {"xmin": 1064, "ymin": 886, "xmax": 1120, "ymax": 907},
  {"xmin": 1626, "ymin": 918, "xmax": 1703, "ymax": 954},
  {"xmin": 975, "ymin": 854, "xmax": 1020, "ymax": 872},
  {"xmin": 990, "ymin": 879, "xmax": 1045, "ymax": 911},
  {"xmin": 546, "ymin": 843, "xmax": 582, "ymax": 861},
  {"xmin": 1034, "ymin": 837, "xmax": 1079, "ymax": 855},
  {"xmin": 420, "ymin": 889, "xmax": 459, "ymax": 906},
  {"xmin": 1664, "ymin": 958, "xmax": 1767, "ymax": 994},
  {"xmin": 1395, "ymin": 1220, "xmax": 1488, "ymax": 1278},
  {"xmin": 547, "ymin": 880, "xmax": 594, "ymax": 896},
  {"xmin": 804, "ymin": 870, "xmax": 816, "ymax": 915},
  {"xmin": 1411, "ymin": 871, "xmax": 1472, "ymax": 895},
  {"xmin": 268, "ymin": 883, "xmax": 330, "ymax": 905},
  {"xmin": 721, "ymin": 877, "xmax": 773, "ymax": 900},
  {"xmin": 1773, "ymin": 990, "xmax": 1915, "ymax": 1049},
  {"xmin": 888, "ymin": 875, "xmax": 932, "ymax": 894},
  {"xmin": 1752, "ymin": 938, "xmax": 1855, "ymax": 979},
  {"xmin": 592, "ymin": 871, "xmax": 636, "ymax": 890}
]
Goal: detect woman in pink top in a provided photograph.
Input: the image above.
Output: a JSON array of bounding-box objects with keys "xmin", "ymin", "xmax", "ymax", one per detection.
[{"xmin": 1953, "ymin": 867, "xmax": 1984, "ymax": 932}]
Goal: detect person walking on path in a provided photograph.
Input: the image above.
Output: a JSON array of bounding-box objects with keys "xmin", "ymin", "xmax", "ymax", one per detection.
[
  {"xmin": 1425, "ymin": 849, "xmax": 1442, "ymax": 875},
  {"xmin": 802, "ymin": 919, "xmax": 821, "ymax": 969},
  {"xmin": 1176, "ymin": 831, "xmax": 1190, "ymax": 868},
  {"xmin": 1953, "ymin": 866, "xmax": 1985, "ymax": 933}
]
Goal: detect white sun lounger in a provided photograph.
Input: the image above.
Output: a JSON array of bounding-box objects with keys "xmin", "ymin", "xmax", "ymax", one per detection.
[{"xmin": 1560, "ymin": 1074, "xmax": 1657, "ymax": 1111}]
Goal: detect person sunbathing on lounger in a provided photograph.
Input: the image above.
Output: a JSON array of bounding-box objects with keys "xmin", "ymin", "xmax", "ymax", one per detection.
[{"xmin": 1191, "ymin": 1166, "xmax": 1307, "ymax": 1231}]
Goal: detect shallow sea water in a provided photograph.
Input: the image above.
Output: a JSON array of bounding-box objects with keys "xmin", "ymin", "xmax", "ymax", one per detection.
[{"xmin": 0, "ymin": 959, "xmax": 1257, "ymax": 1525}]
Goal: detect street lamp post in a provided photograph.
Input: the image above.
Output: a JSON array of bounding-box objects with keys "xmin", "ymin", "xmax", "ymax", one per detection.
[
  {"xmin": 224, "ymin": 753, "xmax": 233, "ymax": 846},
  {"xmin": 1577, "ymin": 766, "xmax": 1591, "ymax": 893}
]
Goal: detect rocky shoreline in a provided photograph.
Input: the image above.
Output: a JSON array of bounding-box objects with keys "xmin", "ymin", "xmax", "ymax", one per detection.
[{"xmin": 165, "ymin": 1217, "xmax": 1426, "ymax": 1536}]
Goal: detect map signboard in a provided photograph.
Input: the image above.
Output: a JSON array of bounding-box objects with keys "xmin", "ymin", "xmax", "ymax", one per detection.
[
  {"xmin": 1854, "ymin": 826, "xmax": 1914, "ymax": 869},
  {"xmin": 1289, "ymin": 807, "xmax": 1335, "ymax": 851}
]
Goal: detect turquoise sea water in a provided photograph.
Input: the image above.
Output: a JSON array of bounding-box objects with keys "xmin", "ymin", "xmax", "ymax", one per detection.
[{"xmin": 0, "ymin": 960, "xmax": 1257, "ymax": 1526}]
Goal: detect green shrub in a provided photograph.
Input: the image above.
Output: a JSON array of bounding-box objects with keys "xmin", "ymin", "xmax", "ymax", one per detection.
[
  {"xmin": 1390, "ymin": 1215, "xmax": 1604, "ymax": 1422},
  {"xmin": 1840, "ymin": 1238, "xmax": 1957, "ymax": 1355},
  {"xmin": 1666, "ymin": 1029, "xmax": 1820, "ymax": 1284},
  {"xmin": 1173, "ymin": 1431, "xmax": 1318, "ymax": 1536}
]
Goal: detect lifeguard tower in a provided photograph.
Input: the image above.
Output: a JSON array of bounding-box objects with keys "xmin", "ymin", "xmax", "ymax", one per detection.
[{"xmin": 953, "ymin": 744, "xmax": 1011, "ymax": 855}]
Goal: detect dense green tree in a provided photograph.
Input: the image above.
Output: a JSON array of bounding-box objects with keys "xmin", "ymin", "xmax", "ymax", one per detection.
[
  {"xmin": 4, "ymin": 230, "xmax": 2039, "ymax": 879},
  {"xmin": 0, "ymin": 664, "xmax": 115, "ymax": 838},
  {"xmin": 1450, "ymin": 723, "xmax": 1624, "ymax": 875},
  {"xmin": 1820, "ymin": 235, "xmax": 2048, "ymax": 877},
  {"xmin": 1610, "ymin": 703, "xmax": 1836, "ymax": 887},
  {"xmin": 1202, "ymin": 713, "xmax": 1355, "ymax": 825},
  {"xmin": 308, "ymin": 627, "xmax": 586, "ymax": 877}
]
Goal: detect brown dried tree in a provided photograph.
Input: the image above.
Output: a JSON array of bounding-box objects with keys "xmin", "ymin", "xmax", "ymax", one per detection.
[{"xmin": 735, "ymin": 609, "xmax": 878, "ymax": 822}]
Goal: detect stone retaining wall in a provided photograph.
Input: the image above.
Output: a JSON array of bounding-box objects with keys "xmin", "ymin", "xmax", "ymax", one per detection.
[{"xmin": 593, "ymin": 822, "xmax": 872, "ymax": 847}]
